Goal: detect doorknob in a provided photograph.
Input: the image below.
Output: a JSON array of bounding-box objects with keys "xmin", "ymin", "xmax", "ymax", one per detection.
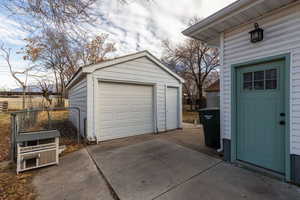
[
  {"xmin": 279, "ymin": 121, "xmax": 285, "ymax": 125},
  {"xmin": 280, "ymin": 113, "xmax": 285, "ymax": 117}
]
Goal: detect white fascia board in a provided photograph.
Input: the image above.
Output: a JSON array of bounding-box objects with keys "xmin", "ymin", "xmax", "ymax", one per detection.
[
  {"xmin": 66, "ymin": 70, "xmax": 86, "ymax": 90},
  {"xmin": 182, "ymin": 0, "xmax": 259, "ymax": 37}
]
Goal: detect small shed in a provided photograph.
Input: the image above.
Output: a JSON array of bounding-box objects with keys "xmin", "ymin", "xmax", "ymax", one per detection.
[
  {"xmin": 66, "ymin": 51, "xmax": 184, "ymax": 142},
  {"xmin": 183, "ymin": 0, "xmax": 300, "ymax": 184},
  {"xmin": 205, "ymin": 80, "xmax": 220, "ymax": 108}
]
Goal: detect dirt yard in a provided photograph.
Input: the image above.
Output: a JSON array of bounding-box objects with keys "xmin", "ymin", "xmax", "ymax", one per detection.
[
  {"xmin": 183, "ymin": 111, "xmax": 199, "ymax": 123},
  {"xmin": 0, "ymin": 112, "xmax": 36, "ymax": 200},
  {"xmin": 0, "ymin": 113, "xmax": 10, "ymax": 162}
]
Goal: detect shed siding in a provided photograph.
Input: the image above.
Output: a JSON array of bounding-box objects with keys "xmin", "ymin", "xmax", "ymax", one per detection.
[
  {"xmin": 221, "ymin": 4, "xmax": 300, "ymax": 155},
  {"xmin": 68, "ymin": 78, "xmax": 87, "ymax": 136},
  {"xmin": 206, "ymin": 92, "xmax": 220, "ymax": 108},
  {"xmin": 92, "ymin": 57, "xmax": 180, "ymax": 134}
]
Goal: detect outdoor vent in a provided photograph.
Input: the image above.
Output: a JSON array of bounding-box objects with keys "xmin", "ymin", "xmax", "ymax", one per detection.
[{"xmin": 16, "ymin": 130, "xmax": 60, "ymax": 174}]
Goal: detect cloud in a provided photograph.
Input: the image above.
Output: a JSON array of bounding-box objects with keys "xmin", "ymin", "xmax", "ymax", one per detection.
[
  {"xmin": 0, "ymin": 15, "xmax": 28, "ymax": 46},
  {"xmin": 0, "ymin": 0, "xmax": 236, "ymax": 88},
  {"xmin": 87, "ymin": 0, "xmax": 236, "ymax": 57}
]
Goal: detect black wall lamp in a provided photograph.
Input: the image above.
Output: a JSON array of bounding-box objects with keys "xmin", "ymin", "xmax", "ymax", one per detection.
[{"xmin": 249, "ymin": 23, "xmax": 264, "ymax": 43}]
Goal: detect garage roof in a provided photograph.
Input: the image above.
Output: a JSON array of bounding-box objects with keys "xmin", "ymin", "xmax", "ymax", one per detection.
[
  {"xmin": 66, "ymin": 51, "xmax": 184, "ymax": 89},
  {"xmin": 182, "ymin": 0, "xmax": 297, "ymax": 46}
]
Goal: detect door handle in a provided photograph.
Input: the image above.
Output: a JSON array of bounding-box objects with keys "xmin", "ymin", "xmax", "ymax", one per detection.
[
  {"xmin": 280, "ymin": 113, "xmax": 285, "ymax": 117},
  {"xmin": 279, "ymin": 121, "xmax": 285, "ymax": 125}
]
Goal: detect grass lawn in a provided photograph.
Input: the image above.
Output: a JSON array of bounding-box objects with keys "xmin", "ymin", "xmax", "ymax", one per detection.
[{"xmin": 183, "ymin": 111, "xmax": 199, "ymax": 124}]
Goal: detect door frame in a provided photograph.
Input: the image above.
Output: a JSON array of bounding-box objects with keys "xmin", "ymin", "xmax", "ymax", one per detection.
[
  {"xmin": 165, "ymin": 85, "xmax": 180, "ymax": 131},
  {"xmin": 230, "ymin": 53, "xmax": 291, "ymax": 181}
]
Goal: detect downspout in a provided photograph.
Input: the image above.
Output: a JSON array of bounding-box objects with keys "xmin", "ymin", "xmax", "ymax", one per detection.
[
  {"xmin": 217, "ymin": 32, "xmax": 224, "ymax": 153},
  {"xmin": 92, "ymin": 74, "xmax": 98, "ymax": 143}
]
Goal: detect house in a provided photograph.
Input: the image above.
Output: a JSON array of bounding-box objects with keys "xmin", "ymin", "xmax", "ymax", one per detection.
[
  {"xmin": 183, "ymin": 0, "xmax": 300, "ymax": 184},
  {"xmin": 205, "ymin": 80, "xmax": 220, "ymax": 108},
  {"xmin": 66, "ymin": 51, "xmax": 184, "ymax": 142}
]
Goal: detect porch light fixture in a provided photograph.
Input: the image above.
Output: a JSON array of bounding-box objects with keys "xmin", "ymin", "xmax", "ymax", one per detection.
[{"xmin": 249, "ymin": 23, "xmax": 264, "ymax": 43}]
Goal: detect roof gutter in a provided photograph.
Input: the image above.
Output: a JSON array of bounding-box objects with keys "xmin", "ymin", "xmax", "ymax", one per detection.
[
  {"xmin": 182, "ymin": 0, "xmax": 258, "ymax": 37},
  {"xmin": 65, "ymin": 67, "xmax": 84, "ymax": 89}
]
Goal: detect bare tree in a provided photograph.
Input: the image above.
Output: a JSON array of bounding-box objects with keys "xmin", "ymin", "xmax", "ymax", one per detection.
[
  {"xmin": 37, "ymin": 79, "xmax": 53, "ymax": 108},
  {"xmin": 162, "ymin": 39, "xmax": 219, "ymax": 109},
  {"xmin": 0, "ymin": 43, "xmax": 36, "ymax": 109},
  {"xmin": 77, "ymin": 33, "xmax": 117, "ymax": 65},
  {"xmin": 1, "ymin": 0, "xmax": 98, "ymax": 31},
  {"xmin": 21, "ymin": 29, "xmax": 117, "ymax": 106},
  {"xmin": 1, "ymin": 0, "xmax": 139, "ymax": 37}
]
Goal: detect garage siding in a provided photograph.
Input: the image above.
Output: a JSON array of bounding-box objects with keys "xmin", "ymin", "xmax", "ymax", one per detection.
[
  {"xmin": 220, "ymin": 4, "xmax": 300, "ymax": 155},
  {"xmin": 92, "ymin": 57, "xmax": 180, "ymax": 134},
  {"xmin": 68, "ymin": 78, "xmax": 87, "ymax": 136}
]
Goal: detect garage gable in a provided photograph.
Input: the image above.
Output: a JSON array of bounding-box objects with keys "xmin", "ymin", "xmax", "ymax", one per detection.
[
  {"xmin": 93, "ymin": 57, "xmax": 179, "ymax": 85},
  {"xmin": 82, "ymin": 51, "xmax": 184, "ymax": 83}
]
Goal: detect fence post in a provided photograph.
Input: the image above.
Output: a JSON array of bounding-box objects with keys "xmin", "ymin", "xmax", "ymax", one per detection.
[{"xmin": 10, "ymin": 114, "xmax": 16, "ymax": 162}]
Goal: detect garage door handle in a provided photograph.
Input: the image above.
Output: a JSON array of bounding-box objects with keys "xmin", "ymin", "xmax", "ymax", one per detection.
[{"xmin": 279, "ymin": 121, "xmax": 285, "ymax": 125}]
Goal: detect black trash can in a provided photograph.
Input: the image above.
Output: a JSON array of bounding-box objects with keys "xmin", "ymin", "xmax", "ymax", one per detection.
[{"xmin": 199, "ymin": 108, "xmax": 220, "ymax": 149}]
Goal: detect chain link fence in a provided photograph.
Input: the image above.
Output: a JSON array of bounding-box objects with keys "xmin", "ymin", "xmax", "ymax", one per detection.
[{"xmin": 10, "ymin": 107, "xmax": 82, "ymax": 161}]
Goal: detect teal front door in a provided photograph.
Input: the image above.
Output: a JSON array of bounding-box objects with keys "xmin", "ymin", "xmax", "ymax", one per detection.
[{"xmin": 236, "ymin": 60, "xmax": 285, "ymax": 174}]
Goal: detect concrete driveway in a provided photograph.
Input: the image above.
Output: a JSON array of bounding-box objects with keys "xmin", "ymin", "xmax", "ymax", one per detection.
[
  {"xmin": 34, "ymin": 124, "xmax": 300, "ymax": 200},
  {"xmin": 88, "ymin": 138, "xmax": 300, "ymax": 200},
  {"xmin": 88, "ymin": 139, "xmax": 221, "ymax": 200}
]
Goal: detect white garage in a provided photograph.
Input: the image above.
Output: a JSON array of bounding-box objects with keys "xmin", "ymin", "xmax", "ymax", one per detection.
[{"xmin": 66, "ymin": 51, "xmax": 184, "ymax": 142}]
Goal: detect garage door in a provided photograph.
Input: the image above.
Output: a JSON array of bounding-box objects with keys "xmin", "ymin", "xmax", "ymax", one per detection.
[
  {"xmin": 167, "ymin": 87, "xmax": 179, "ymax": 130},
  {"xmin": 98, "ymin": 82, "xmax": 154, "ymax": 141}
]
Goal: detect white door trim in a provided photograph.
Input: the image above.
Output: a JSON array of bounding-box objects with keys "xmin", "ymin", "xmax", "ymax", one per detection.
[{"xmin": 166, "ymin": 85, "xmax": 180, "ymax": 130}]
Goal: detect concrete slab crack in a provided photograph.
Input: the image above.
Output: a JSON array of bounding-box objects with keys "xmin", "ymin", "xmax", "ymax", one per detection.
[{"xmin": 85, "ymin": 147, "xmax": 121, "ymax": 200}]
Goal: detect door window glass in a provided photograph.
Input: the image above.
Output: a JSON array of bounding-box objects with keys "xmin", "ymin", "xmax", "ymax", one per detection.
[
  {"xmin": 266, "ymin": 69, "xmax": 277, "ymax": 89},
  {"xmin": 254, "ymin": 71, "xmax": 265, "ymax": 90},
  {"xmin": 243, "ymin": 68, "xmax": 277, "ymax": 91},
  {"xmin": 243, "ymin": 72, "xmax": 253, "ymax": 90}
]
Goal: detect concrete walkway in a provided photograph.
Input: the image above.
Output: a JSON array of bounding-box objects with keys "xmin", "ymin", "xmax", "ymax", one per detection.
[{"xmin": 33, "ymin": 149, "xmax": 114, "ymax": 200}]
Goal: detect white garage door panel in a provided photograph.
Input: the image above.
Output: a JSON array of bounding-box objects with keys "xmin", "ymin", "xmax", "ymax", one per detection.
[
  {"xmin": 98, "ymin": 82, "xmax": 154, "ymax": 140},
  {"xmin": 167, "ymin": 87, "xmax": 179, "ymax": 130}
]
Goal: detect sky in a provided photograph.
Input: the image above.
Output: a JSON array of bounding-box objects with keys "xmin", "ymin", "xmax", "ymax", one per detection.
[{"xmin": 0, "ymin": 0, "xmax": 235, "ymax": 89}]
